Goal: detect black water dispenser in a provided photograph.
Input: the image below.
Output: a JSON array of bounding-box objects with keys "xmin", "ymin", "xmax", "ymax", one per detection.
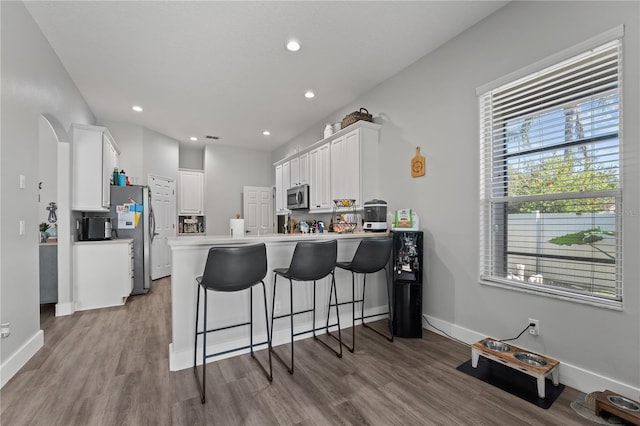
[{"xmin": 390, "ymin": 230, "xmax": 423, "ymax": 338}]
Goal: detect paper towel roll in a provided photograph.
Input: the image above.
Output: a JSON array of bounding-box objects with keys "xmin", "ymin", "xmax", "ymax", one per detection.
[{"xmin": 230, "ymin": 219, "xmax": 245, "ymax": 239}]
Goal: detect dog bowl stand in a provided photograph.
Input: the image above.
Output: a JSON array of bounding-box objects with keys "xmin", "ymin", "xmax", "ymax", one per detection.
[
  {"xmin": 595, "ymin": 390, "xmax": 640, "ymax": 425},
  {"xmin": 471, "ymin": 338, "xmax": 560, "ymax": 399}
]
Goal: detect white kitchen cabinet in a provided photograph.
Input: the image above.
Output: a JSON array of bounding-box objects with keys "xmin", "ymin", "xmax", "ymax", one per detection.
[
  {"xmin": 275, "ymin": 161, "xmax": 291, "ymax": 214},
  {"xmin": 289, "ymin": 152, "xmax": 309, "ymax": 187},
  {"xmin": 330, "ymin": 130, "xmax": 360, "ymax": 204},
  {"xmin": 275, "ymin": 163, "xmax": 284, "ymax": 212},
  {"xmin": 290, "ymin": 156, "xmax": 299, "ymax": 187},
  {"xmin": 178, "ymin": 169, "xmax": 204, "ymax": 214},
  {"xmin": 329, "ymin": 125, "xmax": 380, "ymax": 209},
  {"xmin": 274, "ymin": 121, "xmax": 381, "ymax": 213},
  {"xmin": 298, "ymin": 152, "xmax": 309, "ymax": 185},
  {"xmin": 73, "ymin": 239, "xmax": 134, "ymax": 311},
  {"xmin": 283, "ymin": 161, "xmax": 291, "ymax": 193},
  {"xmin": 309, "ymin": 142, "xmax": 331, "ymax": 211},
  {"xmin": 72, "ymin": 124, "xmax": 120, "ymax": 211}
]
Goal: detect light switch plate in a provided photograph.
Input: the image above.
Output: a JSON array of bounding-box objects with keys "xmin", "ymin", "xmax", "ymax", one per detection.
[
  {"xmin": 19, "ymin": 174, "xmax": 26, "ymax": 189},
  {"xmin": 19, "ymin": 220, "xmax": 25, "ymax": 235}
]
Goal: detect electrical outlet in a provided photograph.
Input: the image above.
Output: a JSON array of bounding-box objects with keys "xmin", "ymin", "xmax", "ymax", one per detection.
[
  {"xmin": 274, "ymin": 301, "xmax": 281, "ymax": 315},
  {"xmin": 528, "ymin": 318, "xmax": 539, "ymax": 336},
  {"xmin": 1, "ymin": 323, "xmax": 10, "ymax": 339}
]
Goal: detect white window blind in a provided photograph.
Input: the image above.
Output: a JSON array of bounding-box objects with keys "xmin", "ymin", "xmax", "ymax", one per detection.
[{"xmin": 479, "ymin": 38, "xmax": 622, "ymax": 306}]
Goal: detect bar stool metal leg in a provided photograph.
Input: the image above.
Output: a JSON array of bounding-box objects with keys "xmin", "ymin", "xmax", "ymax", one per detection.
[
  {"xmin": 193, "ymin": 285, "xmax": 209, "ymax": 403},
  {"xmin": 361, "ymin": 267, "xmax": 394, "ymax": 342},
  {"xmin": 270, "ymin": 274, "xmax": 295, "ymax": 374},
  {"xmin": 270, "ymin": 239, "xmax": 342, "ymax": 374},
  {"xmin": 249, "ymin": 282, "xmax": 273, "ymax": 381},
  {"xmin": 323, "ymin": 272, "xmax": 343, "ymax": 357},
  {"xmin": 271, "ymin": 272, "xmax": 343, "ymax": 375},
  {"xmin": 193, "ymin": 283, "xmax": 201, "ymax": 371}
]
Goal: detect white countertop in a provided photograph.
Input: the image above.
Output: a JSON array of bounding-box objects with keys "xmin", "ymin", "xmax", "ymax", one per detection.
[
  {"xmin": 73, "ymin": 238, "xmax": 134, "ymax": 245},
  {"xmin": 167, "ymin": 231, "xmax": 389, "ymax": 248}
]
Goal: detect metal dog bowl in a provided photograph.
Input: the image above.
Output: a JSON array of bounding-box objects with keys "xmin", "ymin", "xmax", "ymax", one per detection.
[
  {"xmin": 482, "ymin": 340, "xmax": 511, "ymax": 352},
  {"xmin": 607, "ymin": 395, "xmax": 640, "ymax": 412},
  {"xmin": 514, "ymin": 352, "xmax": 548, "ymax": 367}
]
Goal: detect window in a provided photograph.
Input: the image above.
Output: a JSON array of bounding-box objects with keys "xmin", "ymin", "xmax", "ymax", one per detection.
[{"xmin": 479, "ymin": 36, "xmax": 623, "ymax": 307}]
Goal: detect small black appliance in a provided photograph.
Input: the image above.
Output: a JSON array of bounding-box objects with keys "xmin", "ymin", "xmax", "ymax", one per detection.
[{"xmin": 79, "ymin": 217, "xmax": 112, "ymax": 241}]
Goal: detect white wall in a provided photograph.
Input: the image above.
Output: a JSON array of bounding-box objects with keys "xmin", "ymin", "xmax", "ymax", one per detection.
[
  {"xmin": 142, "ymin": 127, "xmax": 180, "ymax": 183},
  {"xmin": 38, "ymin": 118, "xmax": 58, "ymax": 225},
  {"xmin": 204, "ymin": 145, "xmax": 272, "ymax": 235},
  {"xmin": 97, "ymin": 120, "xmax": 144, "ymax": 185},
  {"xmin": 179, "ymin": 145, "xmax": 204, "ymax": 170},
  {"xmin": 1, "ymin": 1, "xmax": 94, "ymax": 386},
  {"xmin": 96, "ymin": 121, "xmax": 180, "ymax": 186},
  {"xmin": 275, "ymin": 1, "xmax": 640, "ymax": 395}
]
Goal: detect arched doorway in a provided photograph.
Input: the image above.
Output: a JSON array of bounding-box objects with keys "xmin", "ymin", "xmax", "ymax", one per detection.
[{"xmin": 38, "ymin": 114, "xmax": 74, "ymax": 317}]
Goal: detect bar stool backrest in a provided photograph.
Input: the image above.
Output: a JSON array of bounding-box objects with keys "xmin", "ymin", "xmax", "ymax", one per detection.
[
  {"xmin": 286, "ymin": 239, "xmax": 337, "ymax": 281},
  {"xmin": 200, "ymin": 244, "xmax": 267, "ymax": 292},
  {"xmin": 349, "ymin": 237, "xmax": 393, "ymax": 274}
]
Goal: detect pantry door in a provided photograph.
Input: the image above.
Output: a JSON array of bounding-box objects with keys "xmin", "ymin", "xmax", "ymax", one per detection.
[
  {"xmin": 243, "ymin": 186, "xmax": 273, "ymax": 235},
  {"xmin": 149, "ymin": 175, "xmax": 175, "ymax": 280}
]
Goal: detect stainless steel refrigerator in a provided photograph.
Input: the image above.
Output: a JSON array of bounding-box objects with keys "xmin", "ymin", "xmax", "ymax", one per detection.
[{"xmin": 109, "ymin": 185, "xmax": 154, "ymax": 295}]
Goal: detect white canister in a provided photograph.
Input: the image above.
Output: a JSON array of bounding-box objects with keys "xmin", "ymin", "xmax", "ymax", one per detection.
[
  {"xmin": 230, "ymin": 219, "xmax": 245, "ymax": 238},
  {"xmin": 323, "ymin": 124, "xmax": 333, "ymax": 139},
  {"xmin": 333, "ymin": 122, "xmax": 342, "ymax": 133}
]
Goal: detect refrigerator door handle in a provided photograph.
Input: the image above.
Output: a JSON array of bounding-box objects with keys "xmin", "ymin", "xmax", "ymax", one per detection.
[{"xmin": 148, "ymin": 189, "xmax": 157, "ymax": 243}]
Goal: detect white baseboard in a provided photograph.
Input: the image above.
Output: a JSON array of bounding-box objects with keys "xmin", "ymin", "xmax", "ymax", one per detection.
[
  {"xmin": 170, "ymin": 306, "xmax": 388, "ymax": 371},
  {"xmin": 55, "ymin": 301, "xmax": 74, "ymax": 317},
  {"xmin": 0, "ymin": 330, "xmax": 44, "ymax": 388},
  {"xmin": 422, "ymin": 314, "xmax": 640, "ymax": 399}
]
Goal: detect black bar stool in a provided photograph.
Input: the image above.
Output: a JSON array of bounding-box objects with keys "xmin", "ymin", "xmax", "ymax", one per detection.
[
  {"xmin": 270, "ymin": 239, "xmax": 342, "ymax": 374},
  {"xmin": 332, "ymin": 237, "xmax": 394, "ymax": 352},
  {"xmin": 193, "ymin": 243, "xmax": 272, "ymax": 404}
]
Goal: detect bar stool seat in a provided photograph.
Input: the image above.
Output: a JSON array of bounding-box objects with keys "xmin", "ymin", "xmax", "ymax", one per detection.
[
  {"xmin": 270, "ymin": 239, "xmax": 342, "ymax": 374},
  {"xmin": 333, "ymin": 237, "xmax": 394, "ymax": 352},
  {"xmin": 193, "ymin": 243, "xmax": 272, "ymax": 404}
]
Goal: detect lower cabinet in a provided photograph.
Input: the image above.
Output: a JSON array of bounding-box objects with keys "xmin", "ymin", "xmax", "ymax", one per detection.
[
  {"xmin": 39, "ymin": 243, "xmax": 58, "ymax": 304},
  {"xmin": 73, "ymin": 239, "xmax": 134, "ymax": 311}
]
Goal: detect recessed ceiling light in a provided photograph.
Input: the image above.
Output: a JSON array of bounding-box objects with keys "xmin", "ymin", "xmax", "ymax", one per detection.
[
  {"xmin": 286, "ymin": 40, "xmax": 300, "ymax": 52},
  {"xmin": 190, "ymin": 137, "xmax": 198, "ymax": 141},
  {"xmin": 262, "ymin": 130, "xmax": 271, "ymax": 136},
  {"xmin": 304, "ymin": 91, "xmax": 315, "ymax": 99},
  {"xmin": 132, "ymin": 105, "xmax": 143, "ymax": 112}
]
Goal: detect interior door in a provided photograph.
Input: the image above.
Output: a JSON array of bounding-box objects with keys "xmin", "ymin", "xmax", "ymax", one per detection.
[
  {"xmin": 149, "ymin": 175, "xmax": 175, "ymax": 279},
  {"xmin": 243, "ymin": 186, "xmax": 274, "ymax": 235}
]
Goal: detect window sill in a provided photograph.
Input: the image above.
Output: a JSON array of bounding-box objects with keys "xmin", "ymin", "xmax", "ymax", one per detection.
[{"xmin": 479, "ymin": 278, "xmax": 623, "ymax": 311}]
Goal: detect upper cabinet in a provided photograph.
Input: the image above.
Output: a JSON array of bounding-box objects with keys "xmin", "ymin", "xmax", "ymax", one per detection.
[
  {"xmin": 72, "ymin": 124, "xmax": 120, "ymax": 212},
  {"xmin": 290, "ymin": 152, "xmax": 309, "ymax": 187},
  {"xmin": 330, "ymin": 129, "xmax": 361, "ymax": 205},
  {"xmin": 309, "ymin": 142, "xmax": 331, "ymax": 211},
  {"xmin": 178, "ymin": 169, "xmax": 204, "ymax": 214},
  {"xmin": 275, "ymin": 160, "xmax": 291, "ymax": 214},
  {"xmin": 274, "ymin": 121, "xmax": 381, "ymax": 213}
]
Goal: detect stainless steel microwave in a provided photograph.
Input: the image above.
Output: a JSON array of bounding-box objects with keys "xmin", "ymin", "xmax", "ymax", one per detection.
[{"xmin": 287, "ymin": 184, "xmax": 309, "ymax": 210}]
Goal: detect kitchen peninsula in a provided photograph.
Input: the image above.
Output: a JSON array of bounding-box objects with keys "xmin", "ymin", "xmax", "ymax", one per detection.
[{"xmin": 167, "ymin": 232, "xmax": 390, "ymax": 371}]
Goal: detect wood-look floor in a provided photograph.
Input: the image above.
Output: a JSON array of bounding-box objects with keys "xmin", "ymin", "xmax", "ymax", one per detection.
[{"xmin": 1, "ymin": 278, "xmax": 591, "ymax": 425}]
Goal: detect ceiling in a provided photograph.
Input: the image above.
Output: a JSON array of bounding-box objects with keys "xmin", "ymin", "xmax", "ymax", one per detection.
[{"xmin": 25, "ymin": 1, "xmax": 508, "ymax": 152}]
